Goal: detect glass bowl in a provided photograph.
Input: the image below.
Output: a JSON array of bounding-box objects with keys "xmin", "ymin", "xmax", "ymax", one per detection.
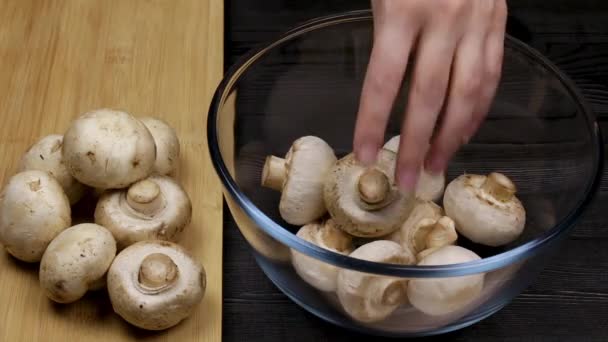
[{"xmin": 208, "ymin": 10, "xmax": 604, "ymax": 337}]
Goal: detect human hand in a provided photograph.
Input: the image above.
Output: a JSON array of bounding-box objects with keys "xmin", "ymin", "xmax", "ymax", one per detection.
[{"xmin": 353, "ymin": 0, "xmax": 507, "ymax": 192}]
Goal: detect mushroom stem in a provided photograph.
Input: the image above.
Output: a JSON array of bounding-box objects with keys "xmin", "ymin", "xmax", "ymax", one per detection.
[
  {"xmin": 412, "ymin": 218, "xmax": 438, "ymax": 253},
  {"xmin": 481, "ymin": 172, "xmax": 516, "ymax": 202},
  {"xmin": 127, "ymin": 179, "xmax": 164, "ymax": 216},
  {"xmin": 261, "ymin": 156, "xmax": 287, "ymax": 191},
  {"xmin": 426, "ymin": 216, "xmax": 458, "ymax": 249},
  {"xmin": 138, "ymin": 253, "xmax": 179, "ymax": 294},
  {"xmin": 379, "ymin": 277, "xmax": 406, "ymax": 306},
  {"xmin": 357, "ymin": 168, "xmax": 394, "ymax": 210}
]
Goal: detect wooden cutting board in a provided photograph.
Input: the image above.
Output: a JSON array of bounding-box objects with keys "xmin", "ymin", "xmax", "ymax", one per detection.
[{"xmin": 0, "ymin": 1, "xmax": 223, "ymax": 341}]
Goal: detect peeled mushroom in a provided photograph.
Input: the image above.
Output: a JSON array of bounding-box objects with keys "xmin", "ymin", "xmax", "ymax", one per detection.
[
  {"xmin": 291, "ymin": 219, "xmax": 354, "ymax": 292},
  {"xmin": 407, "ymin": 245, "xmax": 484, "ymax": 316},
  {"xmin": 443, "ymin": 172, "xmax": 526, "ymax": 247},
  {"xmin": 261, "ymin": 136, "xmax": 337, "ymax": 225},
  {"xmin": 39, "ymin": 223, "xmax": 117, "ymax": 303},
  {"xmin": 0, "ymin": 170, "xmax": 71, "ymax": 262},
  {"xmin": 18, "ymin": 134, "xmax": 87, "ymax": 204},
  {"xmin": 140, "ymin": 117, "xmax": 180, "ymax": 176},
  {"xmin": 94, "ymin": 175, "xmax": 192, "ymax": 249},
  {"xmin": 107, "ymin": 241, "xmax": 206, "ymax": 331},
  {"xmin": 62, "ymin": 109, "xmax": 156, "ymax": 189},
  {"xmin": 383, "ymin": 135, "xmax": 445, "ymax": 202},
  {"xmin": 337, "ymin": 240, "xmax": 415, "ymax": 323},
  {"xmin": 324, "ymin": 148, "xmax": 415, "ymax": 237}
]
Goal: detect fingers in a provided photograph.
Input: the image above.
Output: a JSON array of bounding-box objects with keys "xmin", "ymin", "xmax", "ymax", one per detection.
[
  {"xmin": 353, "ymin": 22, "xmax": 418, "ymax": 165},
  {"xmin": 467, "ymin": 1, "xmax": 508, "ymax": 139},
  {"xmin": 395, "ymin": 25, "xmax": 458, "ymax": 191},
  {"xmin": 424, "ymin": 31, "xmax": 486, "ymax": 174},
  {"xmin": 424, "ymin": 1, "xmax": 505, "ymax": 174}
]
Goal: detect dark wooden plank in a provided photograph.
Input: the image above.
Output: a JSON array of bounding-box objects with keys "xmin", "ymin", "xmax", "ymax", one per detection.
[{"xmin": 223, "ymin": 1, "xmax": 608, "ymax": 340}]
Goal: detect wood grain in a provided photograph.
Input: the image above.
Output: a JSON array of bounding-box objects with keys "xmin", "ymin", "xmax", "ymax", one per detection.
[{"xmin": 0, "ymin": 1, "xmax": 223, "ymax": 341}]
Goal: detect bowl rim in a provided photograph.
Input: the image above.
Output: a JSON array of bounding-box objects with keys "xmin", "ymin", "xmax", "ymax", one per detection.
[{"xmin": 207, "ymin": 9, "xmax": 604, "ymax": 277}]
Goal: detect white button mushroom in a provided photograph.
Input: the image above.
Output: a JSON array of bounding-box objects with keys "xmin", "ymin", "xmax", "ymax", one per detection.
[
  {"xmin": 62, "ymin": 109, "xmax": 156, "ymax": 189},
  {"xmin": 383, "ymin": 135, "xmax": 445, "ymax": 202},
  {"xmin": 323, "ymin": 149, "xmax": 415, "ymax": 237},
  {"xmin": 18, "ymin": 134, "xmax": 87, "ymax": 205},
  {"xmin": 0, "ymin": 170, "xmax": 71, "ymax": 262},
  {"xmin": 39, "ymin": 223, "xmax": 117, "ymax": 303},
  {"xmin": 261, "ymin": 136, "xmax": 337, "ymax": 225},
  {"xmin": 415, "ymin": 216, "xmax": 459, "ymax": 260},
  {"xmin": 443, "ymin": 172, "xmax": 526, "ymax": 247},
  {"xmin": 107, "ymin": 240, "xmax": 206, "ymax": 331},
  {"xmin": 94, "ymin": 175, "xmax": 192, "ymax": 249},
  {"xmin": 407, "ymin": 245, "xmax": 484, "ymax": 316},
  {"xmin": 386, "ymin": 199, "xmax": 443, "ymax": 244},
  {"xmin": 140, "ymin": 117, "xmax": 180, "ymax": 176},
  {"xmin": 401, "ymin": 215, "xmax": 458, "ymax": 261},
  {"xmin": 291, "ymin": 219, "xmax": 354, "ymax": 292},
  {"xmin": 337, "ymin": 240, "xmax": 415, "ymax": 323}
]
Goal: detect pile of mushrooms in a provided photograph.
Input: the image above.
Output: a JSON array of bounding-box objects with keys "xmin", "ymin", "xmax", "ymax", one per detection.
[
  {"xmin": 262, "ymin": 135, "xmax": 527, "ymax": 323},
  {"xmin": 0, "ymin": 109, "xmax": 206, "ymax": 331}
]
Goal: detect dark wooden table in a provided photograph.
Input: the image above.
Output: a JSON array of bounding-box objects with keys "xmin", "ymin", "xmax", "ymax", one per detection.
[{"xmin": 222, "ymin": 1, "xmax": 608, "ymax": 340}]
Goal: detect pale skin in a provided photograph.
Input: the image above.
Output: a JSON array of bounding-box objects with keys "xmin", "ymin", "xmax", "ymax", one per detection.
[{"xmin": 353, "ymin": 0, "xmax": 508, "ymax": 192}]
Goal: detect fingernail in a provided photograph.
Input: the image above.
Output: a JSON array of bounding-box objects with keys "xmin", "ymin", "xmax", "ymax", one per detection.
[
  {"xmin": 425, "ymin": 154, "xmax": 446, "ymax": 174},
  {"xmin": 397, "ymin": 167, "xmax": 419, "ymax": 193},
  {"xmin": 357, "ymin": 143, "xmax": 377, "ymax": 166}
]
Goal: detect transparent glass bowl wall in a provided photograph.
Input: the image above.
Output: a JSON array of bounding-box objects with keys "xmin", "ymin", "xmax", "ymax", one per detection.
[{"xmin": 208, "ymin": 11, "xmax": 603, "ymax": 337}]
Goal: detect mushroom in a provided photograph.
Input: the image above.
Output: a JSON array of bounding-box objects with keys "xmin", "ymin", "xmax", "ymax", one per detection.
[
  {"xmin": 386, "ymin": 199, "xmax": 443, "ymax": 244},
  {"xmin": 383, "ymin": 135, "xmax": 445, "ymax": 202},
  {"xmin": 407, "ymin": 245, "xmax": 484, "ymax": 316},
  {"xmin": 62, "ymin": 109, "xmax": 156, "ymax": 189},
  {"xmin": 39, "ymin": 223, "xmax": 117, "ymax": 303},
  {"xmin": 107, "ymin": 240, "xmax": 206, "ymax": 331},
  {"xmin": 140, "ymin": 117, "xmax": 180, "ymax": 176},
  {"xmin": 291, "ymin": 219, "xmax": 354, "ymax": 292},
  {"xmin": 414, "ymin": 216, "xmax": 459, "ymax": 260},
  {"xmin": 0, "ymin": 170, "xmax": 71, "ymax": 262},
  {"xmin": 18, "ymin": 134, "xmax": 87, "ymax": 204},
  {"xmin": 94, "ymin": 175, "xmax": 192, "ymax": 249},
  {"xmin": 261, "ymin": 136, "xmax": 337, "ymax": 225},
  {"xmin": 443, "ymin": 172, "xmax": 526, "ymax": 247},
  {"xmin": 400, "ymin": 215, "xmax": 458, "ymax": 261},
  {"xmin": 324, "ymin": 148, "xmax": 415, "ymax": 237},
  {"xmin": 337, "ymin": 240, "xmax": 415, "ymax": 323}
]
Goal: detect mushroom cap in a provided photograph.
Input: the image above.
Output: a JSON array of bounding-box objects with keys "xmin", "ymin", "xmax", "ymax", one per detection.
[
  {"xmin": 337, "ymin": 240, "xmax": 415, "ymax": 323},
  {"xmin": 62, "ymin": 109, "xmax": 156, "ymax": 189},
  {"xmin": 107, "ymin": 240, "xmax": 206, "ymax": 331},
  {"xmin": 94, "ymin": 175, "xmax": 192, "ymax": 249},
  {"xmin": 386, "ymin": 199, "xmax": 443, "ymax": 245},
  {"xmin": 291, "ymin": 219, "xmax": 353, "ymax": 292},
  {"xmin": 407, "ymin": 245, "xmax": 484, "ymax": 316},
  {"xmin": 324, "ymin": 149, "xmax": 415, "ymax": 237},
  {"xmin": 140, "ymin": 117, "xmax": 180, "ymax": 176},
  {"xmin": 278, "ymin": 136, "xmax": 337, "ymax": 225},
  {"xmin": 39, "ymin": 223, "xmax": 117, "ymax": 303},
  {"xmin": 443, "ymin": 173, "xmax": 526, "ymax": 246},
  {"xmin": 383, "ymin": 135, "xmax": 445, "ymax": 202},
  {"xmin": 0, "ymin": 170, "xmax": 71, "ymax": 262},
  {"xmin": 19, "ymin": 134, "xmax": 87, "ymax": 204}
]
